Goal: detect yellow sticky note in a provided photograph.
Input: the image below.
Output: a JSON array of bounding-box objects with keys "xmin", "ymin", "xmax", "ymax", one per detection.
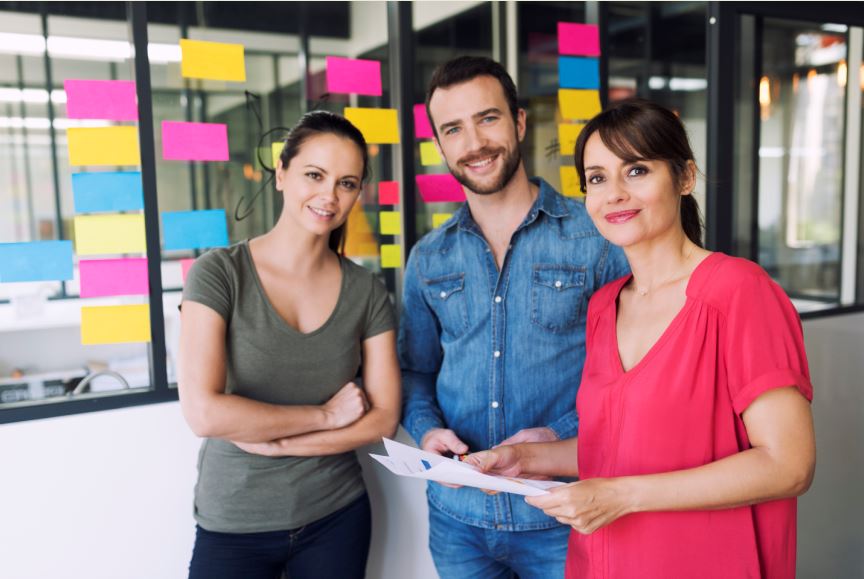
[
  {"xmin": 560, "ymin": 166, "xmax": 583, "ymax": 197},
  {"xmin": 81, "ymin": 304, "xmax": 151, "ymax": 345},
  {"xmin": 558, "ymin": 123, "xmax": 585, "ymax": 157},
  {"xmin": 420, "ymin": 141, "xmax": 442, "ymax": 166},
  {"xmin": 67, "ymin": 126, "xmax": 140, "ymax": 166},
  {"xmin": 379, "ymin": 211, "xmax": 400, "ymax": 235},
  {"xmin": 74, "ymin": 214, "xmax": 147, "ymax": 255},
  {"xmin": 558, "ymin": 89, "xmax": 602, "ymax": 121},
  {"xmin": 381, "ymin": 244, "xmax": 401, "ymax": 269},
  {"xmin": 180, "ymin": 39, "xmax": 246, "ymax": 82},
  {"xmin": 344, "ymin": 107, "xmax": 400, "ymax": 144},
  {"xmin": 272, "ymin": 142, "xmax": 284, "ymax": 169},
  {"xmin": 432, "ymin": 213, "xmax": 453, "ymax": 228}
]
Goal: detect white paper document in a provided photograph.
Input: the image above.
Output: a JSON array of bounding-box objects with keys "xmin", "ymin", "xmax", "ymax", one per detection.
[{"xmin": 370, "ymin": 438, "xmax": 566, "ymax": 497}]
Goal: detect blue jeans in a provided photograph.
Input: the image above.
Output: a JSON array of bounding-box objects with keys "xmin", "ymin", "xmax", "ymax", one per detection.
[
  {"xmin": 428, "ymin": 504, "xmax": 570, "ymax": 579},
  {"xmin": 188, "ymin": 493, "xmax": 371, "ymax": 579}
]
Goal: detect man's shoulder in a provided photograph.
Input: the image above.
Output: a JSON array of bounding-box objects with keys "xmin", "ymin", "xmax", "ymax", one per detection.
[{"xmin": 413, "ymin": 214, "xmax": 461, "ymax": 255}]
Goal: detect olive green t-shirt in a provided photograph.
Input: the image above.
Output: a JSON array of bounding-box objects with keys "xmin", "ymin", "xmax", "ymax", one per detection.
[{"xmin": 182, "ymin": 240, "xmax": 395, "ymax": 533}]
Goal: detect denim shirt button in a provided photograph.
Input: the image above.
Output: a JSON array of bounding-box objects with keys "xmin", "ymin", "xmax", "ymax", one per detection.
[
  {"xmin": 494, "ymin": 296, "xmax": 502, "ymax": 303},
  {"xmin": 493, "ymin": 350, "xmax": 501, "ymax": 358},
  {"xmin": 491, "ymin": 401, "xmax": 500, "ymax": 409},
  {"xmin": 554, "ymin": 280, "xmax": 562, "ymax": 288},
  {"xmin": 440, "ymin": 291, "xmax": 447, "ymax": 298}
]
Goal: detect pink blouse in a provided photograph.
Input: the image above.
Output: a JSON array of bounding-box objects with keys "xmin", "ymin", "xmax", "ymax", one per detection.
[{"xmin": 568, "ymin": 252, "xmax": 813, "ymax": 579}]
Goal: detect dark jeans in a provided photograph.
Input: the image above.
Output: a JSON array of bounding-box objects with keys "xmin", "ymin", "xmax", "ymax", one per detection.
[{"xmin": 188, "ymin": 493, "xmax": 371, "ymax": 579}]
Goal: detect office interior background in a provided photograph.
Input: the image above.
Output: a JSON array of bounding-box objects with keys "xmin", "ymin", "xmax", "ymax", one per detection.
[{"xmin": 0, "ymin": 1, "xmax": 862, "ymax": 577}]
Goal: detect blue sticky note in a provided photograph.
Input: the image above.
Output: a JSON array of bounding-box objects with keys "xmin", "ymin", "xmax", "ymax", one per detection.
[
  {"xmin": 0, "ymin": 241, "xmax": 73, "ymax": 283},
  {"xmin": 162, "ymin": 209, "xmax": 229, "ymax": 251},
  {"xmin": 72, "ymin": 172, "xmax": 144, "ymax": 213},
  {"xmin": 559, "ymin": 56, "xmax": 600, "ymax": 90}
]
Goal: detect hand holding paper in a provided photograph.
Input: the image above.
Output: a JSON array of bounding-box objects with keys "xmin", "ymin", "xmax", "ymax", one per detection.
[{"xmin": 370, "ymin": 438, "xmax": 564, "ymax": 497}]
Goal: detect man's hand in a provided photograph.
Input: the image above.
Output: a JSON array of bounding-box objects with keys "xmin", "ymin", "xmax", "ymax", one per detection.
[{"xmin": 421, "ymin": 428, "xmax": 469, "ymax": 488}]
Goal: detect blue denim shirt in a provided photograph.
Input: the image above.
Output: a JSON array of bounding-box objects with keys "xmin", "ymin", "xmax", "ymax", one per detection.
[{"xmin": 399, "ymin": 178, "xmax": 630, "ymax": 531}]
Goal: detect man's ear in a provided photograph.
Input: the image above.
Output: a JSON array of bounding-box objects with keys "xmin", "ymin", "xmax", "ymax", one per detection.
[{"xmin": 516, "ymin": 108, "xmax": 527, "ymax": 142}]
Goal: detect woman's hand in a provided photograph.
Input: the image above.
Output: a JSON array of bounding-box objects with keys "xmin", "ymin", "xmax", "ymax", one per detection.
[
  {"xmin": 526, "ymin": 478, "xmax": 635, "ymax": 534},
  {"xmin": 321, "ymin": 381, "xmax": 368, "ymax": 429},
  {"xmin": 233, "ymin": 439, "xmax": 283, "ymax": 457},
  {"xmin": 464, "ymin": 445, "xmax": 526, "ymax": 478}
]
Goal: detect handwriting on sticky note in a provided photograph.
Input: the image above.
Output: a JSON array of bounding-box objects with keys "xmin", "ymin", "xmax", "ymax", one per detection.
[
  {"xmin": 0, "ymin": 241, "xmax": 73, "ymax": 283},
  {"xmin": 557, "ymin": 123, "xmax": 585, "ymax": 157},
  {"xmin": 420, "ymin": 141, "xmax": 442, "ymax": 166},
  {"xmin": 379, "ymin": 211, "xmax": 400, "ymax": 235},
  {"xmin": 79, "ymin": 258, "xmax": 149, "ymax": 298},
  {"xmin": 381, "ymin": 244, "xmax": 401, "ymax": 269},
  {"xmin": 81, "ymin": 304, "xmax": 151, "ymax": 345},
  {"xmin": 74, "ymin": 214, "xmax": 147, "ymax": 256},
  {"xmin": 378, "ymin": 181, "xmax": 399, "ymax": 205},
  {"xmin": 560, "ymin": 166, "xmax": 583, "ymax": 197},
  {"xmin": 432, "ymin": 213, "xmax": 453, "ymax": 229},
  {"xmin": 558, "ymin": 89, "xmax": 602, "ymax": 121},
  {"xmin": 64, "ymin": 80, "xmax": 138, "ymax": 121},
  {"xmin": 162, "ymin": 121, "xmax": 229, "ymax": 162},
  {"xmin": 72, "ymin": 171, "xmax": 144, "ymax": 213},
  {"xmin": 180, "ymin": 39, "xmax": 246, "ymax": 82},
  {"xmin": 415, "ymin": 173, "xmax": 466, "ymax": 203},
  {"xmin": 67, "ymin": 126, "xmax": 140, "ymax": 167},
  {"xmin": 326, "ymin": 56, "xmax": 382, "ymax": 96},
  {"xmin": 344, "ymin": 108, "xmax": 400, "ymax": 144},
  {"xmin": 558, "ymin": 22, "xmax": 600, "ymax": 57},
  {"xmin": 162, "ymin": 209, "xmax": 229, "ymax": 251},
  {"xmin": 414, "ymin": 104, "xmax": 434, "ymax": 139},
  {"xmin": 558, "ymin": 57, "xmax": 600, "ymax": 90}
]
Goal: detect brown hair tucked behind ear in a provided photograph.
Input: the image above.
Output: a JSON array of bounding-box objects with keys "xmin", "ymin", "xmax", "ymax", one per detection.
[{"xmin": 574, "ymin": 98, "xmax": 704, "ymax": 248}]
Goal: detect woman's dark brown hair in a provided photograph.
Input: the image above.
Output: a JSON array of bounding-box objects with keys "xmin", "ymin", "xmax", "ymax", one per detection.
[{"xmin": 574, "ymin": 98, "xmax": 704, "ymax": 247}]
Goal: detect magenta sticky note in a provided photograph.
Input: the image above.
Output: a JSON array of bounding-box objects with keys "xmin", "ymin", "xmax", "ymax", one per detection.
[
  {"xmin": 79, "ymin": 258, "xmax": 149, "ymax": 298},
  {"xmin": 326, "ymin": 56, "xmax": 382, "ymax": 96},
  {"xmin": 162, "ymin": 121, "xmax": 229, "ymax": 162},
  {"xmin": 558, "ymin": 22, "xmax": 600, "ymax": 57},
  {"xmin": 414, "ymin": 104, "xmax": 434, "ymax": 139},
  {"xmin": 64, "ymin": 80, "xmax": 138, "ymax": 121},
  {"xmin": 416, "ymin": 174, "xmax": 466, "ymax": 203},
  {"xmin": 378, "ymin": 181, "xmax": 400, "ymax": 205},
  {"xmin": 180, "ymin": 258, "xmax": 195, "ymax": 283}
]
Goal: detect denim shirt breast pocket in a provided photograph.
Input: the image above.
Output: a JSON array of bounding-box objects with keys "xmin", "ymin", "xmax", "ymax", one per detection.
[
  {"xmin": 423, "ymin": 272, "xmax": 469, "ymax": 338},
  {"xmin": 531, "ymin": 264, "xmax": 587, "ymax": 333}
]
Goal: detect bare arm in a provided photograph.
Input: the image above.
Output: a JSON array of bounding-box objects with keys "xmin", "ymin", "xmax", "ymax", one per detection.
[
  {"xmin": 234, "ymin": 330, "xmax": 401, "ymax": 456},
  {"xmin": 178, "ymin": 301, "xmax": 365, "ymax": 442},
  {"xmin": 466, "ymin": 436, "xmax": 580, "ymax": 478},
  {"xmin": 527, "ymin": 387, "xmax": 815, "ymax": 533}
]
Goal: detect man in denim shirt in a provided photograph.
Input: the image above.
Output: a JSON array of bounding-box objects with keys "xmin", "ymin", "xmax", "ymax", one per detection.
[{"xmin": 399, "ymin": 56, "xmax": 629, "ymax": 578}]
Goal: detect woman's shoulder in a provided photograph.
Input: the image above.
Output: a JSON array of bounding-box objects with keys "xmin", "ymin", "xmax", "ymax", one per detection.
[{"xmin": 691, "ymin": 252, "xmax": 782, "ymax": 310}]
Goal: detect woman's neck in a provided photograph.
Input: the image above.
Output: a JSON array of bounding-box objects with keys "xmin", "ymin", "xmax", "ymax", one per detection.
[
  {"xmin": 623, "ymin": 231, "xmax": 702, "ymax": 294},
  {"xmin": 251, "ymin": 216, "xmax": 335, "ymax": 276}
]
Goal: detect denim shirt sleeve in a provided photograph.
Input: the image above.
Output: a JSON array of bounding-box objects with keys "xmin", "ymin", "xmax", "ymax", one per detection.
[{"xmin": 398, "ymin": 249, "xmax": 446, "ymax": 444}]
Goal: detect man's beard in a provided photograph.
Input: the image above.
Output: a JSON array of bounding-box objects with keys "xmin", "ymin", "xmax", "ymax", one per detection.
[{"xmin": 447, "ymin": 144, "xmax": 522, "ymax": 196}]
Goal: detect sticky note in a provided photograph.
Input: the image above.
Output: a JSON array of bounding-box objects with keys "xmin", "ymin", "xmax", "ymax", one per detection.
[
  {"xmin": 378, "ymin": 181, "xmax": 399, "ymax": 205},
  {"xmin": 72, "ymin": 171, "xmax": 144, "ymax": 213},
  {"xmin": 67, "ymin": 126, "xmax": 140, "ymax": 166},
  {"xmin": 560, "ymin": 166, "xmax": 583, "ymax": 197},
  {"xmin": 326, "ymin": 56, "xmax": 382, "ymax": 96},
  {"xmin": 0, "ymin": 241, "xmax": 73, "ymax": 283},
  {"xmin": 559, "ymin": 57, "xmax": 600, "ymax": 90},
  {"xmin": 432, "ymin": 213, "xmax": 453, "ymax": 228},
  {"xmin": 162, "ymin": 209, "xmax": 229, "ymax": 251},
  {"xmin": 416, "ymin": 173, "xmax": 466, "ymax": 203},
  {"xmin": 414, "ymin": 104, "xmax": 434, "ymax": 139},
  {"xmin": 379, "ymin": 211, "xmax": 400, "ymax": 235},
  {"xmin": 272, "ymin": 142, "xmax": 283, "ymax": 169},
  {"xmin": 559, "ymin": 89, "xmax": 602, "ymax": 121},
  {"xmin": 344, "ymin": 107, "xmax": 400, "ymax": 144},
  {"xmin": 64, "ymin": 80, "xmax": 138, "ymax": 121},
  {"xmin": 81, "ymin": 304, "xmax": 151, "ymax": 345},
  {"xmin": 180, "ymin": 38, "xmax": 246, "ymax": 82},
  {"xmin": 558, "ymin": 22, "xmax": 600, "ymax": 57},
  {"xmin": 79, "ymin": 258, "xmax": 148, "ymax": 298},
  {"xmin": 381, "ymin": 244, "xmax": 401, "ymax": 269},
  {"xmin": 74, "ymin": 214, "xmax": 147, "ymax": 255},
  {"xmin": 180, "ymin": 258, "xmax": 195, "ymax": 283},
  {"xmin": 558, "ymin": 123, "xmax": 585, "ymax": 157},
  {"xmin": 420, "ymin": 141, "xmax": 443, "ymax": 166},
  {"xmin": 162, "ymin": 121, "xmax": 229, "ymax": 162}
]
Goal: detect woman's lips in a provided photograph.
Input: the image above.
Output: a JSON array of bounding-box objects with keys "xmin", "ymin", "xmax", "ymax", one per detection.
[{"xmin": 604, "ymin": 210, "xmax": 640, "ymax": 224}]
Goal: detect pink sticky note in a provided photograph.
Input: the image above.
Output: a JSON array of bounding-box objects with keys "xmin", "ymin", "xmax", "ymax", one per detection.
[
  {"xmin": 180, "ymin": 258, "xmax": 195, "ymax": 283},
  {"xmin": 558, "ymin": 22, "xmax": 600, "ymax": 57},
  {"xmin": 162, "ymin": 121, "xmax": 229, "ymax": 162},
  {"xmin": 414, "ymin": 104, "xmax": 434, "ymax": 139},
  {"xmin": 79, "ymin": 258, "xmax": 149, "ymax": 298},
  {"xmin": 64, "ymin": 80, "xmax": 138, "ymax": 121},
  {"xmin": 416, "ymin": 174, "xmax": 466, "ymax": 203},
  {"xmin": 326, "ymin": 56, "xmax": 382, "ymax": 96},
  {"xmin": 378, "ymin": 181, "xmax": 400, "ymax": 205}
]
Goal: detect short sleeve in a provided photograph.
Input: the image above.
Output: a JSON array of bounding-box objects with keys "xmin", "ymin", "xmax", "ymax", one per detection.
[
  {"xmin": 363, "ymin": 275, "xmax": 396, "ymax": 340},
  {"xmin": 723, "ymin": 268, "xmax": 813, "ymax": 414},
  {"xmin": 182, "ymin": 250, "xmax": 234, "ymax": 322}
]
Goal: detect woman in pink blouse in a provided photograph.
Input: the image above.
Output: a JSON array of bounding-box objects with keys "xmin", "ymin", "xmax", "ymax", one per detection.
[{"xmin": 467, "ymin": 99, "xmax": 815, "ymax": 578}]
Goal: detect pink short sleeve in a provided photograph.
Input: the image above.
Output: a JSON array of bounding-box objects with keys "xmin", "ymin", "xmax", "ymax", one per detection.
[{"xmin": 723, "ymin": 269, "xmax": 813, "ymax": 414}]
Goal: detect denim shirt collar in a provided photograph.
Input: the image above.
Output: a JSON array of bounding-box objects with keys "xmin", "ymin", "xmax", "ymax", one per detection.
[{"xmin": 447, "ymin": 177, "xmax": 570, "ymax": 235}]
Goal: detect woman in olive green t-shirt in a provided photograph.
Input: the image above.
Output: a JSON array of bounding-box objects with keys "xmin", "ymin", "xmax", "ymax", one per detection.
[{"xmin": 179, "ymin": 111, "xmax": 401, "ymax": 579}]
